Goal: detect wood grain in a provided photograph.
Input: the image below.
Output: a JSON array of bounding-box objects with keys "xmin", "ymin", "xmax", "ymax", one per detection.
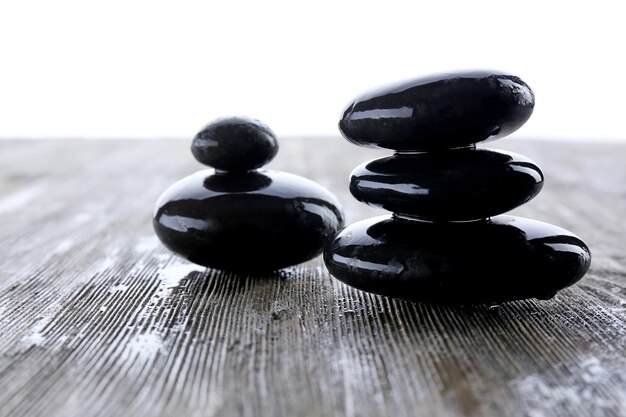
[{"xmin": 0, "ymin": 138, "xmax": 624, "ymax": 417}]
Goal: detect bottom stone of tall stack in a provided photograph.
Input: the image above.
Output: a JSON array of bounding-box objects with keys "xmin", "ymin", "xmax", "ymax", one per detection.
[{"xmin": 324, "ymin": 215, "xmax": 591, "ymax": 305}]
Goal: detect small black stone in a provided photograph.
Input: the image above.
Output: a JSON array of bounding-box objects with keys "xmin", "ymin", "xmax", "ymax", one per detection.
[
  {"xmin": 350, "ymin": 148, "xmax": 543, "ymax": 221},
  {"xmin": 153, "ymin": 169, "xmax": 344, "ymax": 272},
  {"xmin": 191, "ymin": 116, "xmax": 278, "ymax": 172},
  {"xmin": 339, "ymin": 70, "xmax": 535, "ymax": 151},
  {"xmin": 324, "ymin": 215, "xmax": 591, "ymax": 304}
]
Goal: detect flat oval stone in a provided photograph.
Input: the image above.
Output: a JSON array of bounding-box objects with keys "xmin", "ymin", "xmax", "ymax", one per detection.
[
  {"xmin": 339, "ymin": 71, "xmax": 535, "ymax": 151},
  {"xmin": 324, "ymin": 215, "xmax": 591, "ymax": 304},
  {"xmin": 191, "ymin": 116, "xmax": 278, "ymax": 172},
  {"xmin": 350, "ymin": 148, "xmax": 543, "ymax": 221},
  {"xmin": 154, "ymin": 170, "xmax": 344, "ymax": 272}
]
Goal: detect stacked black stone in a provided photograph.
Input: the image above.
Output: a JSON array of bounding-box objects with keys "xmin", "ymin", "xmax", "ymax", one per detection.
[
  {"xmin": 324, "ymin": 71, "xmax": 591, "ymax": 304},
  {"xmin": 153, "ymin": 116, "xmax": 344, "ymax": 273}
]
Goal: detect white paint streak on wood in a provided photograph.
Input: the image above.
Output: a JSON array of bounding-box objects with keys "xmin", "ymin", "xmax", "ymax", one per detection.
[{"xmin": 0, "ymin": 183, "xmax": 46, "ymax": 214}]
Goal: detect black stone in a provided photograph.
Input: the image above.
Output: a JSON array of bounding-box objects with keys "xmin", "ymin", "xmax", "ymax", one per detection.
[
  {"xmin": 339, "ymin": 71, "xmax": 535, "ymax": 151},
  {"xmin": 324, "ymin": 215, "xmax": 591, "ymax": 305},
  {"xmin": 191, "ymin": 116, "xmax": 278, "ymax": 172},
  {"xmin": 154, "ymin": 169, "xmax": 344, "ymax": 272},
  {"xmin": 350, "ymin": 148, "xmax": 543, "ymax": 221}
]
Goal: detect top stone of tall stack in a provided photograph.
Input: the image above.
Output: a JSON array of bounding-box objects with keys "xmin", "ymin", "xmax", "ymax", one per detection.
[{"xmin": 339, "ymin": 70, "xmax": 535, "ymax": 151}]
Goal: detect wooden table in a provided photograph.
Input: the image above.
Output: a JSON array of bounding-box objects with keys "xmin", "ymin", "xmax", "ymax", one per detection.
[{"xmin": 0, "ymin": 138, "xmax": 624, "ymax": 417}]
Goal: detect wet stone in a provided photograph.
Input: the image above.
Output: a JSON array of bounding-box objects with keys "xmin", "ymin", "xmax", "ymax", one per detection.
[
  {"xmin": 350, "ymin": 148, "xmax": 544, "ymax": 221},
  {"xmin": 154, "ymin": 169, "xmax": 344, "ymax": 272},
  {"xmin": 324, "ymin": 215, "xmax": 591, "ymax": 305},
  {"xmin": 191, "ymin": 116, "xmax": 278, "ymax": 172},
  {"xmin": 339, "ymin": 70, "xmax": 535, "ymax": 151}
]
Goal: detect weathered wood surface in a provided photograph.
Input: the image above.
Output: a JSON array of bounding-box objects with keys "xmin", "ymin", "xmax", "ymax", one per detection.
[{"xmin": 0, "ymin": 138, "xmax": 624, "ymax": 417}]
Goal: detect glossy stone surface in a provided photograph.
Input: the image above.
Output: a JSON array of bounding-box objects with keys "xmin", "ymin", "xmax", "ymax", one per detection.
[
  {"xmin": 339, "ymin": 71, "xmax": 535, "ymax": 151},
  {"xmin": 191, "ymin": 116, "xmax": 278, "ymax": 172},
  {"xmin": 324, "ymin": 215, "xmax": 591, "ymax": 304},
  {"xmin": 350, "ymin": 148, "xmax": 543, "ymax": 221},
  {"xmin": 154, "ymin": 169, "xmax": 344, "ymax": 272}
]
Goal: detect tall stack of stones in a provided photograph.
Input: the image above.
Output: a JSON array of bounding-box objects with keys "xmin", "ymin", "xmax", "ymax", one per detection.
[{"xmin": 324, "ymin": 71, "xmax": 591, "ymax": 304}]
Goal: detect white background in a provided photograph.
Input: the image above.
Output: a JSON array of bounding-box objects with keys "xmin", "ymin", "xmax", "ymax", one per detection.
[{"xmin": 0, "ymin": 0, "xmax": 624, "ymax": 140}]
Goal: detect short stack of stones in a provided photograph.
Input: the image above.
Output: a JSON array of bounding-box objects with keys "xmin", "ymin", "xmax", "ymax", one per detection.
[
  {"xmin": 153, "ymin": 116, "xmax": 344, "ymax": 273},
  {"xmin": 324, "ymin": 70, "xmax": 591, "ymax": 304}
]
